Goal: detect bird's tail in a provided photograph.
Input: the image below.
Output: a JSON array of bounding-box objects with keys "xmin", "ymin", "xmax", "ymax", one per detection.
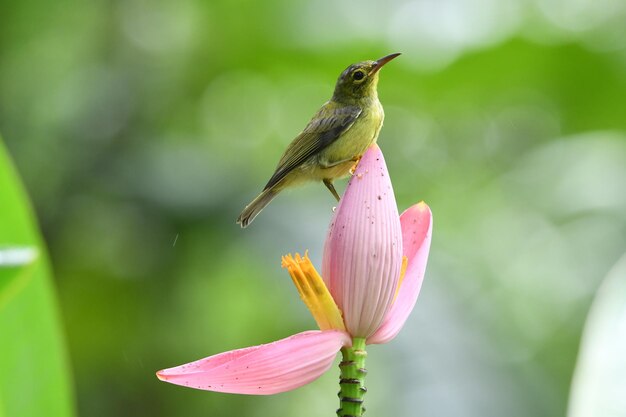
[{"xmin": 236, "ymin": 188, "xmax": 278, "ymax": 228}]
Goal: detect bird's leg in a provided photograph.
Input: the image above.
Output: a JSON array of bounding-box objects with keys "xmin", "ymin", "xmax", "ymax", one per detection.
[
  {"xmin": 318, "ymin": 155, "xmax": 361, "ymax": 169},
  {"xmin": 319, "ymin": 155, "xmax": 363, "ymax": 201},
  {"xmin": 323, "ymin": 179, "xmax": 341, "ymax": 202},
  {"xmin": 319, "ymin": 156, "xmax": 363, "ymax": 174}
]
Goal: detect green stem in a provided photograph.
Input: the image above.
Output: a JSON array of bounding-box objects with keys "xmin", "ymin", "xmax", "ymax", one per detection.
[{"xmin": 337, "ymin": 337, "xmax": 367, "ymax": 417}]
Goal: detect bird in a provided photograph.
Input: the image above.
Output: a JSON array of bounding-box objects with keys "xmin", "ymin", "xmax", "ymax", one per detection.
[{"xmin": 237, "ymin": 53, "xmax": 401, "ymax": 228}]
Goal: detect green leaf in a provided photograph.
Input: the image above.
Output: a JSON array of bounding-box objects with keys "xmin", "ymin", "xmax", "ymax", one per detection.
[
  {"xmin": 568, "ymin": 254, "xmax": 626, "ymax": 417},
  {"xmin": 0, "ymin": 247, "xmax": 38, "ymax": 308},
  {"xmin": 0, "ymin": 137, "xmax": 75, "ymax": 417}
]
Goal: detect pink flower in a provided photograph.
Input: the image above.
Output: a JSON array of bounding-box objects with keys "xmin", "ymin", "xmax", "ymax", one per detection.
[{"xmin": 157, "ymin": 144, "xmax": 433, "ymax": 395}]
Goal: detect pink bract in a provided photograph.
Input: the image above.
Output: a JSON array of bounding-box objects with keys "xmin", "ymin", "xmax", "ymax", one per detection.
[
  {"xmin": 157, "ymin": 330, "xmax": 350, "ymax": 395},
  {"xmin": 322, "ymin": 145, "xmax": 403, "ymax": 338}
]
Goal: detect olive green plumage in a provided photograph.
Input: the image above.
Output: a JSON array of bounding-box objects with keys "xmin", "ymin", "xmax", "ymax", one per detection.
[{"xmin": 237, "ymin": 53, "xmax": 401, "ymax": 228}]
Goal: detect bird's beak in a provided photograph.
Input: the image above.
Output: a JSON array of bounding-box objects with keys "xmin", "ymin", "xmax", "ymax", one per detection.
[{"xmin": 369, "ymin": 53, "xmax": 401, "ymax": 75}]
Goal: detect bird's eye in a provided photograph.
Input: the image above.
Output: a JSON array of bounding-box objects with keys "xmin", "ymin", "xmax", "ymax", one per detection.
[{"xmin": 352, "ymin": 70, "xmax": 365, "ymax": 81}]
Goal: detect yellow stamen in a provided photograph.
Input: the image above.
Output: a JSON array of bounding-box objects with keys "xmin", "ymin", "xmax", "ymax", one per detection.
[
  {"xmin": 394, "ymin": 256, "xmax": 409, "ymax": 302},
  {"xmin": 281, "ymin": 252, "xmax": 345, "ymax": 331}
]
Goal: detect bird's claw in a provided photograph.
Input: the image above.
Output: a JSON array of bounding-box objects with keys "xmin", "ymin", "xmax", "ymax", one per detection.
[{"xmin": 349, "ymin": 157, "xmax": 362, "ymax": 175}]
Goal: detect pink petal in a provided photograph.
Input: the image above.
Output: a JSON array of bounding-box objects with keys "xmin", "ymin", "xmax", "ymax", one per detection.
[
  {"xmin": 156, "ymin": 330, "xmax": 350, "ymax": 395},
  {"xmin": 322, "ymin": 145, "xmax": 403, "ymax": 338},
  {"xmin": 367, "ymin": 203, "xmax": 433, "ymax": 345}
]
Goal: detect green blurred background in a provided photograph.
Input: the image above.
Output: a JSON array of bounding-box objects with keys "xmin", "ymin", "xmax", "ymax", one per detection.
[{"xmin": 1, "ymin": 0, "xmax": 625, "ymax": 416}]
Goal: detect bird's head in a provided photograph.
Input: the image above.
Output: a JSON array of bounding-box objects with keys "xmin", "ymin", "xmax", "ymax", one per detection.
[{"xmin": 332, "ymin": 53, "xmax": 400, "ymax": 103}]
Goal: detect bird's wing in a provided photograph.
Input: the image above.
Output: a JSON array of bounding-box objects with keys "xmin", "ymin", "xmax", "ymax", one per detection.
[{"xmin": 263, "ymin": 103, "xmax": 362, "ymax": 190}]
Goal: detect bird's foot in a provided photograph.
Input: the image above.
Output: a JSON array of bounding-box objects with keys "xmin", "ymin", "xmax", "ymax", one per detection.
[{"xmin": 349, "ymin": 157, "xmax": 362, "ymax": 175}]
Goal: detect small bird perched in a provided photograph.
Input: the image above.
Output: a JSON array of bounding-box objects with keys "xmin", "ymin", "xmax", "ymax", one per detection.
[{"xmin": 237, "ymin": 53, "xmax": 401, "ymax": 228}]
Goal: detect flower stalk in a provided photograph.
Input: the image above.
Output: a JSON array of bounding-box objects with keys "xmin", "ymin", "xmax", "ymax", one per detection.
[{"xmin": 338, "ymin": 338, "xmax": 368, "ymax": 417}]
